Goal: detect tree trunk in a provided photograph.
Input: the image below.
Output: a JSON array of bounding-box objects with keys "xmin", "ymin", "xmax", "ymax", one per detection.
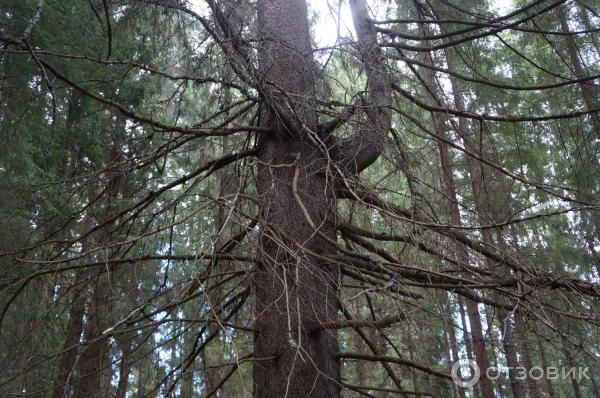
[
  {"xmin": 72, "ymin": 109, "xmax": 126, "ymax": 398},
  {"xmin": 415, "ymin": 15, "xmax": 494, "ymax": 396},
  {"xmin": 562, "ymin": 343, "xmax": 583, "ymax": 398},
  {"xmin": 135, "ymin": 357, "xmax": 147, "ymax": 398},
  {"xmin": 52, "ymin": 270, "xmax": 88, "ymax": 398},
  {"xmin": 535, "ymin": 331, "xmax": 557, "ymax": 398},
  {"xmin": 115, "ymin": 346, "xmax": 132, "ymax": 398},
  {"xmin": 73, "ymin": 273, "xmax": 110, "ymax": 398},
  {"xmin": 252, "ymin": 0, "xmax": 340, "ymax": 396},
  {"xmin": 465, "ymin": 300, "xmax": 494, "ymax": 398},
  {"xmin": 444, "ymin": 299, "xmax": 466, "ymax": 398},
  {"xmin": 498, "ymin": 311, "xmax": 526, "ymax": 398},
  {"xmin": 578, "ymin": 5, "xmax": 600, "ymax": 57},
  {"xmin": 558, "ymin": 8, "xmax": 600, "ymax": 140},
  {"xmin": 52, "ymin": 90, "xmax": 89, "ymax": 398},
  {"xmin": 180, "ymin": 323, "xmax": 196, "ymax": 398},
  {"xmin": 514, "ymin": 315, "xmax": 541, "ymax": 398},
  {"xmin": 457, "ymin": 298, "xmax": 476, "ymax": 371}
]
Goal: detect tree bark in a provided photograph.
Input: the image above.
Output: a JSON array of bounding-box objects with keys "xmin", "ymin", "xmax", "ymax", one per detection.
[{"xmin": 252, "ymin": 0, "xmax": 340, "ymax": 396}]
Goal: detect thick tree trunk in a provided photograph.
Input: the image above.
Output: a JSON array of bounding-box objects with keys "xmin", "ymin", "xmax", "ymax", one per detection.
[
  {"xmin": 253, "ymin": 107, "xmax": 340, "ymax": 398},
  {"xmin": 253, "ymin": 0, "xmax": 340, "ymax": 396}
]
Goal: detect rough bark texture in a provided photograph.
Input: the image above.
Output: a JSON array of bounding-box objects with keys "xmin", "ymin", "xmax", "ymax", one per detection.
[{"xmin": 253, "ymin": 0, "xmax": 340, "ymax": 396}]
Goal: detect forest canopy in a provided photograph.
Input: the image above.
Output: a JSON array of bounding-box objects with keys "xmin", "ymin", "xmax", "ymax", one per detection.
[{"xmin": 0, "ymin": 0, "xmax": 599, "ymax": 397}]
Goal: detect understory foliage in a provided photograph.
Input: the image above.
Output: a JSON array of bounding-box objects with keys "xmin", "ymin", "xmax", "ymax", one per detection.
[{"xmin": 0, "ymin": 0, "xmax": 599, "ymax": 397}]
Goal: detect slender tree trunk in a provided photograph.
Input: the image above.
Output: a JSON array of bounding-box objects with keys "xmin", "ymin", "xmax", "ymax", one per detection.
[
  {"xmin": 455, "ymin": 298, "xmax": 481, "ymax": 398},
  {"xmin": 577, "ymin": 5, "xmax": 600, "ymax": 57},
  {"xmin": 556, "ymin": 9, "xmax": 600, "ymax": 279},
  {"xmin": 562, "ymin": 343, "xmax": 583, "ymax": 398},
  {"xmin": 498, "ymin": 311, "xmax": 526, "ymax": 398},
  {"xmin": 52, "ymin": 90, "xmax": 89, "ymax": 398},
  {"xmin": 201, "ymin": 2, "xmax": 242, "ymax": 390},
  {"xmin": 415, "ymin": 16, "xmax": 494, "ymax": 397},
  {"xmin": 115, "ymin": 345, "xmax": 132, "ymax": 398},
  {"xmin": 558, "ymin": 8, "xmax": 600, "ymax": 140},
  {"xmin": 402, "ymin": 326, "xmax": 421, "ymax": 392},
  {"xmin": 52, "ymin": 270, "xmax": 88, "ymax": 398},
  {"xmin": 202, "ymin": 86, "xmax": 239, "ymax": 398},
  {"xmin": 252, "ymin": 0, "xmax": 340, "ymax": 396},
  {"xmin": 353, "ymin": 300, "xmax": 368, "ymax": 390},
  {"xmin": 439, "ymin": 33, "xmax": 532, "ymax": 398},
  {"xmin": 445, "ymin": 299, "xmax": 467, "ymax": 398},
  {"xmin": 535, "ymin": 331, "xmax": 557, "ymax": 398},
  {"xmin": 424, "ymin": 328, "xmax": 443, "ymax": 398},
  {"xmin": 135, "ymin": 356, "xmax": 148, "ymax": 398},
  {"xmin": 180, "ymin": 323, "xmax": 196, "ymax": 398},
  {"xmin": 73, "ymin": 110, "xmax": 126, "ymax": 398},
  {"xmin": 514, "ymin": 315, "xmax": 541, "ymax": 398},
  {"xmin": 73, "ymin": 272, "xmax": 110, "ymax": 398},
  {"xmin": 465, "ymin": 300, "xmax": 494, "ymax": 398}
]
